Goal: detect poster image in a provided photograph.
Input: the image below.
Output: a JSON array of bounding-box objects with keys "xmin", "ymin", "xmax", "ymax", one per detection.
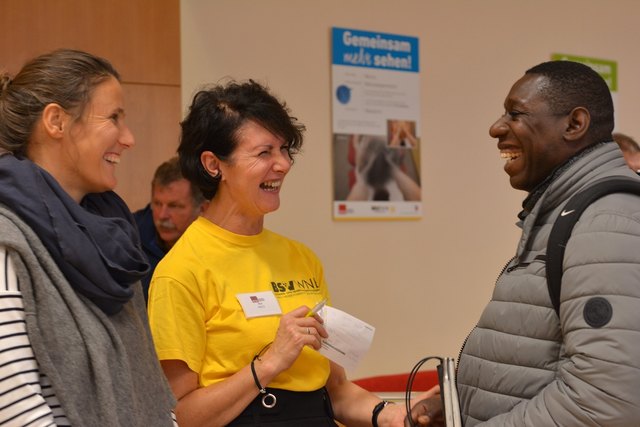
[{"xmin": 331, "ymin": 27, "xmax": 421, "ymax": 220}]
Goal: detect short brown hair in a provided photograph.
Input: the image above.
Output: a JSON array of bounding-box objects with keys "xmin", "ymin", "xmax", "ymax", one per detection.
[{"xmin": 152, "ymin": 156, "xmax": 206, "ymax": 205}]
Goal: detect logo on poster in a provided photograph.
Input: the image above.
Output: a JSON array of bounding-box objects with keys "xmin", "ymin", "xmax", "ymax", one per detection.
[
  {"xmin": 371, "ymin": 205, "xmax": 389, "ymax": 213},
  {"xmin": 336, "ymin": 85, "xmax": 351, "ymax": 104}
]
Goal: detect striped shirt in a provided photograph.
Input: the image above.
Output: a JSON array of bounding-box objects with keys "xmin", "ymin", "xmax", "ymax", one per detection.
[
  {"xmin": 0, "ymin": 247, "xmax": 178, "ymax": 426},
  {"xmin": 0, "ymin": 246, "xmax": 69, "ymax": 426}
]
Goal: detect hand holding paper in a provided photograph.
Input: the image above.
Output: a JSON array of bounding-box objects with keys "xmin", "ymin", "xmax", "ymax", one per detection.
[{"xmin": 315, "ymin": 305, "xmax": 375, "ymax": 372}]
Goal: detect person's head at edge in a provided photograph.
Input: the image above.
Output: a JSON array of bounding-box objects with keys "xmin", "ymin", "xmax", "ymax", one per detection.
[
  {"xmin": 613, "ymin": 132, "xmax": 640, "ymax": 173},
  {"xmin": 150, "ymin": 156, "xmax": 208, "ymax": 249},
  {"xmin": 178, "ymin": 79, "xmax": 305, "ymax": 234},
  {"xmin": 490, "ymin": 60, "xmax": 614, "ymax": 193},
  {"xmin": 0, "ymin": 49, "xmax": 134, "ymax": 201}
]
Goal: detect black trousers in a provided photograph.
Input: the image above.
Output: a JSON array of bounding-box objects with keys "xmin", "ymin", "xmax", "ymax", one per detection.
[{"xmin": 227, "ymin": 387, "xmax": 338, "ymax": 426}]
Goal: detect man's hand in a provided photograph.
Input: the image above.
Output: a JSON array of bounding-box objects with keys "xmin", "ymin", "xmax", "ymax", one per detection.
[{"xmin": 404, "ymin": 396, "xmax": 444, "ymax": 427}]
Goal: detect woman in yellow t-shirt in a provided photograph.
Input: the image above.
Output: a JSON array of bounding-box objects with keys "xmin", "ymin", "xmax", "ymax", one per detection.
[{"xmin": 147, "ymin": 80, "xmax": 436, "ymax": 427}]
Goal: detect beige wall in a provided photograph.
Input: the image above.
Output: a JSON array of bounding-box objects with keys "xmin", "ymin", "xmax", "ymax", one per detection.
[{"xmin": 181, "ymin": 0, "xmax": 640, "ymax": 380}]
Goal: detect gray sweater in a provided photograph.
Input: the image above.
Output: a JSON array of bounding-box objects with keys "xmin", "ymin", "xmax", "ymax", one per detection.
[
  {"xmin": 0, "ymin": 205, "xmax": 176, "ymax": 426},
  {"xmin": 458, "ymin": 142, "xmax": 640, "ymax": 426}
]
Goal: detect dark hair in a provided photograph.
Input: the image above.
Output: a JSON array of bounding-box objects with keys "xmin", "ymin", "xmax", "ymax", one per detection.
[
  {"xmin": 526, "ymin": 60, "xmax": 614, "ymax": 143},
  {"xmin": 152, "ymin": 156, "xmax": 206, "ymax": 205},
  {"xmin": 178, "ymin": 79, "xmax": 306, "ymax": 199},
  {"xmin": 0, "ymin": 49, "xmax": 120, "ymax": 156}
]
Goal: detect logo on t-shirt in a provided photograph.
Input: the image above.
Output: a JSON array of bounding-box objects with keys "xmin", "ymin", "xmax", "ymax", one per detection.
[{"xmin": 271, "ymin": 277, "xmax": 320, "ymax": 295}]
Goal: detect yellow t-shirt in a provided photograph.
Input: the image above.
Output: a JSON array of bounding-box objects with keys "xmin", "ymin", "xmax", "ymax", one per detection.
[{"xmin": 148, "ymin": 217, "xmax": 331, "ymax": 391}]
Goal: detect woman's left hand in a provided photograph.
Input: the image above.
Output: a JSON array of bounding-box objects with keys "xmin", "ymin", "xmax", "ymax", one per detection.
[
  {"xmin": 261, "ymin": 305, "xmax": 328, "ymax": 374},
  {"xmin": 373, "ymin": 386, "xmax": 441, "ymax": 427}
]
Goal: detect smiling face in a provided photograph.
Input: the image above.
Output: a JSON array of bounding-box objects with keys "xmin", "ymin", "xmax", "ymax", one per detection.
[
  {"xmin": 213, "ymin": 120, "xmax": 292, "ymax": 233},
  {"xmin": 489, "ymin": 74, "xmax": 573, "ymax": 192},
  {"xmin": 57, "ymin": 76, "xmax": 134, "ymax": 200}
]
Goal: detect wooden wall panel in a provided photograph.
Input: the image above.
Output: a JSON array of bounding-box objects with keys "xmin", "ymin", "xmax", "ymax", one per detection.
[
  {"xmin": 0, "ymin": 0, "xmax": 180, "ymax": 84},
  {"xmin": 0, "ymin": 0, "xmax": 181, "ymax": 210},
  {"xmin": 117, "ymin": 84, "xmax": 182, "ymax": 211}
]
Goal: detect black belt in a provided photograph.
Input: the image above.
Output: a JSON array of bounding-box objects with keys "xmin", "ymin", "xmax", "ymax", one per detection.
[{"xmin": 227, "ymin": 387, "xmax": 337, "ymax": 426}]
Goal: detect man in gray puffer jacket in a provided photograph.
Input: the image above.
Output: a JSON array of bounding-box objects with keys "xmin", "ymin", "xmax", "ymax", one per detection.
[{"xmin": 408, "ymin": 61, "xmax": 640, "ymax": 426}]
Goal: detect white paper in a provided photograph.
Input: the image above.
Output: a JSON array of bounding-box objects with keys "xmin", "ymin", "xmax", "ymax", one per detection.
[{"xmin": 317, "ymin": 306, "xmax": 375, "ymax": 371}]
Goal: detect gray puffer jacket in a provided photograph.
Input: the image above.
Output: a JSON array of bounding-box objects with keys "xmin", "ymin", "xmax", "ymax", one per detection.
[{"xmin": 458, "ymin": 142, "xmax": 640, "ymax": 426}]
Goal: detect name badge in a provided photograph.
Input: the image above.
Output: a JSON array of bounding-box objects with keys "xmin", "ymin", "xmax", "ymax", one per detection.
[{"xmin": 236, "ymin": 291, "xmax": 282, "ymax": 318}]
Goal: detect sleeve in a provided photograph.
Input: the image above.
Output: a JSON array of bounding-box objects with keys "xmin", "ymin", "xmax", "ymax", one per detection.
[
  {"xmin": 484, "ymin": 197, "xmax": 640, "ymax": 426},
  {"xmin": 147, "ymin": 272, "xmax": 208, "ymax": 374},
  {"xmin": 0, "ymin": 246, "xmax": 63, "ymax": 426}
]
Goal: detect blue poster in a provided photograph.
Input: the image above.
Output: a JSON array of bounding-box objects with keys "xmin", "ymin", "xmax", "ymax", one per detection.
[
  {"xmin": 332, "ymin": 27, "xmax": 419, "ymax": 72},
  {"xmin": 331, "ymin": 27, "xmax": 422, "ymax": 220}
]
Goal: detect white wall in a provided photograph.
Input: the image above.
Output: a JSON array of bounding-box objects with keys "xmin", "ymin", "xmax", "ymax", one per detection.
[{"xmin": 181, "ymin": 0, "xmax": 640, "ymax": 379}]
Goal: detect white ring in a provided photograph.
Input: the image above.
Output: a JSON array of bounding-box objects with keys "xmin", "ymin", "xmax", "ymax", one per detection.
[{"xmin": 261, "ymin": 393, "xmax": 277, "ymax": 408}]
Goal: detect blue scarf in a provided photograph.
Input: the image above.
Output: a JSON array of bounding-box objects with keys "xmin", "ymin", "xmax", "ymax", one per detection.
[{"xmin": 0, "ymin": 154, "xmax": 149, "ymax": 314}]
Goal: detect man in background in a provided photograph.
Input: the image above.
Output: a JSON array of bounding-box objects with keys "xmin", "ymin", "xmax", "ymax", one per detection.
[
  {"xmin": 409, "ymin": 61, "xmax": 640, "ymax": 426},
  {"xmin": 134, "ymin": 157, "xmax": 208, "ymax": 303},
  {"xmin": 613, "ymin": 132, "xmax": 640, "ymax": 174}
]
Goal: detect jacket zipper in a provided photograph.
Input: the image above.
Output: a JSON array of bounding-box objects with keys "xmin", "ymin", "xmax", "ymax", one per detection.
[{"xmin": 456, "ymin": 256, "xmax": 517, "ymax": 375}]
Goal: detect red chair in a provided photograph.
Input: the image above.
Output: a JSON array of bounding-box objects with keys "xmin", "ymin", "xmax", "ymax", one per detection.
[{"xmin": 352, "ymin": 370, "xmax": 439, "ymax": 393}]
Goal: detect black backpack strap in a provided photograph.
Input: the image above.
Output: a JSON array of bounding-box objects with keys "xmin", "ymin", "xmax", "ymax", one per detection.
[{"xmin": 546, "ymin": 177, "xmax": 640, "ymax": 316}]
